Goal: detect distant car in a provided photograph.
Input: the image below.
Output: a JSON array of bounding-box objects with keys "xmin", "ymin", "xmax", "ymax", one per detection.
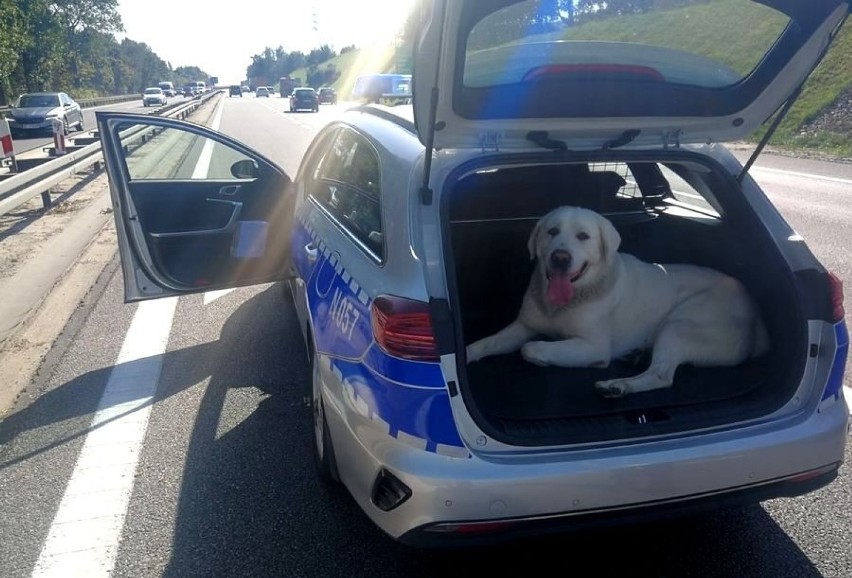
[
  {"xmin": 289, "ymin": 87, "xmax": 319, "ymax": 112},
  {"xmin": 142, "ymin": 87, "xmax": 167, "ymax": 107},
  {"xmin": 158, "ymin": 81, "xmax": 176, "ymax": 97},
  {"xmin": 267, "ymin": 86, "xmax": 276, "ymax": 95},
  {"xmin": 229, "ymin": 85, "xmax": 243, "ymax": 97},
  {"xmin": 256, "ymin": 86, "xmax": 270, "ymax": 98},
  {"xmin": 182, "ymin": 86, "xmax": 197, "ymax": 97},
  {"xmin": 318, "ymin": 87, "xmax": 337, "ymax": 105},
  {"xmin": 6, "ymin": 92, "xmax": 84, "ymax": 137}
]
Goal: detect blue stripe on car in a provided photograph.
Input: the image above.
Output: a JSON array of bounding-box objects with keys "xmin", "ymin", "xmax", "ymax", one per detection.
[
  {"xmin": 294, "ymin": 211, "xmax": 469, "ymax": 458},
  {"xmin": 822, "ymin": 321, "xmax": 849, "ymax": 401}
]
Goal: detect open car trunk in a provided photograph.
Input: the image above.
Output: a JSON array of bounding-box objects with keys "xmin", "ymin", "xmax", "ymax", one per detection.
[{"xmin": 444, "ymin": 152, "xmax": 809, "ymax": 446}]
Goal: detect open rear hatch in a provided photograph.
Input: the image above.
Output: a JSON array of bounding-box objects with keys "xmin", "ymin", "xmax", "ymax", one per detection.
[
  {"xmin": 410, "ymin": 0, "xmax": 848, "ymax": 446},
  {"xmin": 412, "ymin": 0, "xmax": 849, "ymax": 151}
]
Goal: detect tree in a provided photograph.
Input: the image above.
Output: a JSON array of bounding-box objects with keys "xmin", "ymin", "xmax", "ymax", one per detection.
[{"xmin": 0, "ymin": 0, "xmax": 28, "ymax": 103}]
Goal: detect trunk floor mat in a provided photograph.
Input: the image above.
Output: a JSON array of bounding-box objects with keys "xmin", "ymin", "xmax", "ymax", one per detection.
[{"xmin": 467, "ymin": 352, "xmax": 769, "ymax": 420}]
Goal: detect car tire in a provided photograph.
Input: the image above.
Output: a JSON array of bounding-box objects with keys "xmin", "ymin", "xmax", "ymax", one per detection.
[{"xmin": 310, "ymin": 339, "xmax": 340, "ymax": 484}]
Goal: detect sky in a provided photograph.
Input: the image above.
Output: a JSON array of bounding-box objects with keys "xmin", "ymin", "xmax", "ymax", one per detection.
[{"xmin": 116, "ymin": 0, "xmax": 416, "ymax": 85}]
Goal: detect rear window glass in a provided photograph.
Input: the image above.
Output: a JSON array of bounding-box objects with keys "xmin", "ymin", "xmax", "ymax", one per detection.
[
  {"xmin": 18, "ymin": 94, "xmax": 61, "ymax": 107},
  {"xmin": 464, "ymin": 0, "xmax": 790, "ymax": 89}
]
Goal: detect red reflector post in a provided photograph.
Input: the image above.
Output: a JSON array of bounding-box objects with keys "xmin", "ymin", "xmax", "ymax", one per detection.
[{"xmin": 371, "ymin": 295, "xmax": 438, "ymax": 361}]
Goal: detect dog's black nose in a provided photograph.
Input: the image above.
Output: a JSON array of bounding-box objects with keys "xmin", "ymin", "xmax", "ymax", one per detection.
[{"xmin": 550, "ymin": 250, "xmax": 571, "ymax": 271}]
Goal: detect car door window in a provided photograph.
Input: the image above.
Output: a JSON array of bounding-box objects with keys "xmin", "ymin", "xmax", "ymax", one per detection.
[
  {"xmin": 114, "ymin": 122, "xmax": 256, "ymax": 181},
  {"xmin": 309, "ymin": 128, "xmax": 384, "ymax": 260}
]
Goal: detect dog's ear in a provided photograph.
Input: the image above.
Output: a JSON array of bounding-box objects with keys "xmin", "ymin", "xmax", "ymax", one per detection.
[
  {"xmin": 527, "ymin": 220, "xmax": 542, "ymax": 260},
  {"xmin": 598, "ymin": 213, "xmax": 621, "ymax": 263}
]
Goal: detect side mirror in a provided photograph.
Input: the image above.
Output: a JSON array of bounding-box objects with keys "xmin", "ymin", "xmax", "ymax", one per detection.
[{"xmin": 231, "ymin": 159, "xmax": 259, "ymax": 179}]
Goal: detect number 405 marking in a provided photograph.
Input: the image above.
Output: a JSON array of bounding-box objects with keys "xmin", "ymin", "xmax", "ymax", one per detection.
[{"xmin": 330, "ymin": 287, "xmax": 361, "ymax": 341}]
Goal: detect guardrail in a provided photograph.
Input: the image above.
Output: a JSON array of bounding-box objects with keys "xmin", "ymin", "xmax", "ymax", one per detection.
[{"xmin": 0, "ymin": 90, "xmax": 222, "ymax": 218}]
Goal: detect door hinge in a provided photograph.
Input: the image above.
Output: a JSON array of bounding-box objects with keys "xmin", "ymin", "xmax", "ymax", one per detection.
[
  {"xmin": 478, "ymin": 131, "xmax": 503, "ymax": 153},
  {"xmin": 663, "ymin": 129, "xmax": 682, "ymax": 149}
]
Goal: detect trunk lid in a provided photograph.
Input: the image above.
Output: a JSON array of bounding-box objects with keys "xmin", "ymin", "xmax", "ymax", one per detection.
[{"xmin": 412, "ymin": 0, "xmax": 849, "ymax": 151}]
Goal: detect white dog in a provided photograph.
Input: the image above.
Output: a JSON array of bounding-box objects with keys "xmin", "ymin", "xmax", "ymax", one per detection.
[{"xmin": 466, "ymin": 206, "xmax": 770, "ymax": 398}]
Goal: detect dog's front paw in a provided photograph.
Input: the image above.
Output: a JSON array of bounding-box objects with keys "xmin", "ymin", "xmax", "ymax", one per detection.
[
  {"xmin": 595, "ymin": 379, "xmax": 630, "ymax": 398},
  {"xmin": 521, "ymin": 341, "xmax": 551, "ymax": 366}
]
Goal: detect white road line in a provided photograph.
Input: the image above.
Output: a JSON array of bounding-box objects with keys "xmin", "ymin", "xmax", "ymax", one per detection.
[
  {"xmin": 749, "ymin": 166, "xmax": 852, "ymax": 186},
  {"xmin": 203, "ymin": 288, "xmax": 235, "ymax": 305},
  {"xmin": 31, "ymin": 297, "xmax": 178, "ymax": 578},
  {"xmin": 199, "ymin": 100, "xmax": 230, "ymax": 305},
  {"xmin": 844, "ymin": 386, "xmax": 852, "ymax": 413},
  {"xmin": 190, "ymin": 97, "xmax": 225, "ymax": 179}
]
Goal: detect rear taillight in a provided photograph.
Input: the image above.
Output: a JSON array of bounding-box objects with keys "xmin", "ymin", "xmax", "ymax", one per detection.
[
  {"xmin": 828, "ymin": 272, "xmax": 845, "ymax": 323},
  {"xmin": 371, "ymin": 295, "xmax": 438, "ymax": 361}
]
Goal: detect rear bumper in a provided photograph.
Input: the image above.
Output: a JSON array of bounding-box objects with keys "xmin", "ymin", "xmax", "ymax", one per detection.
[
  {"xmin": 399, "ymin": 464, "xmax": 840, "ymax": 547},
  {"xmin": 328, "ymin": 390, "xmax": 848, "ymax": 547}
]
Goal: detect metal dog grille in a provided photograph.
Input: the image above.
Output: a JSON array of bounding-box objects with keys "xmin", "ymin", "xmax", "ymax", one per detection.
[{"xmin": 589, "ymin": 162, "xmax": 639, "ymax": 198}]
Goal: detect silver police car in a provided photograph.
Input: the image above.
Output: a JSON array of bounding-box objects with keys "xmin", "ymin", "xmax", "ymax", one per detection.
[{"xmin": 96, "ymin": 0, "xmax": 848, "ymax": 547}]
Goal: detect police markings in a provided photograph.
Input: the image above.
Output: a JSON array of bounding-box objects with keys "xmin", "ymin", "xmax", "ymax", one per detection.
[{"xmin": 298, "ymin": 211, "xmax": 470, "ymax": 456}]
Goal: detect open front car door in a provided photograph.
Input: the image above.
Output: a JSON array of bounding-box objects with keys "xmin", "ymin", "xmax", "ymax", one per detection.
[{"xmin": 96, "ymin": 112, "xmax": 294, "ymax": 302}]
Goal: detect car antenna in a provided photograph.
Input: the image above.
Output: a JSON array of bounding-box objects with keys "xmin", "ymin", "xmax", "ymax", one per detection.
[{"xmin": 526, "ymin": 131, "xmax": 568, "ymax": 151}]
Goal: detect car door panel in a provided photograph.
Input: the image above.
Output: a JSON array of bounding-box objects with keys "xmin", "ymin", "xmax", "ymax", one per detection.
[{"xmin": 96, "ymin": 112, "xmax": 294, "ymax": 302}]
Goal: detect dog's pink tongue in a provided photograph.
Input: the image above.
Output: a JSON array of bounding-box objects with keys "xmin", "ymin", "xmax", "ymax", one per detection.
[{"xmin": 547, "ymin": 273, "xmax": 575, "ymax": 306}]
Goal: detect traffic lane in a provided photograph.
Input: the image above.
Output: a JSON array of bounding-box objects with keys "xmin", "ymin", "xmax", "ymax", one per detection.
[
  {"xmin": 0, "ymin": 262, "xmax": 135, "ymax": 578},
  {"xmin": 8, "ymin": 96, "xmax": 195, "ymax": 155},
  {"xmin": 102, "ymin": 276, "xmax": 851, "ymax": 577},
  {"xmin": 216, "ymin": 94, "xmax": 344, "ymax": 176},
  {"xmin": 742, "ymin": 165, "xmax": 852, "ymax": 337},
  {"xmin": 730, "ymin": 145, "xmax": 852, "ymax": 182}
]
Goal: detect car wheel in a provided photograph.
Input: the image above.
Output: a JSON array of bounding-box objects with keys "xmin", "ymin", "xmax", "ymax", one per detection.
[
  {"xmin": 77, "ymin": 116, "xmax": 84, "ymax": 131},
  {"xmin": 310, "ymin": 340, "xmax": 340, "ymax": 484}
]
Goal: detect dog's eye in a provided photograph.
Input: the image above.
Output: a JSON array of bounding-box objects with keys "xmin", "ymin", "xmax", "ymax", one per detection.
[
  {"xmin": 577, "ymin": 232, "xmax": 590, "ymax": 241},
  {"xmin": 547, "ymin": 227, "xmax": 560, "ymax": 237}
]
